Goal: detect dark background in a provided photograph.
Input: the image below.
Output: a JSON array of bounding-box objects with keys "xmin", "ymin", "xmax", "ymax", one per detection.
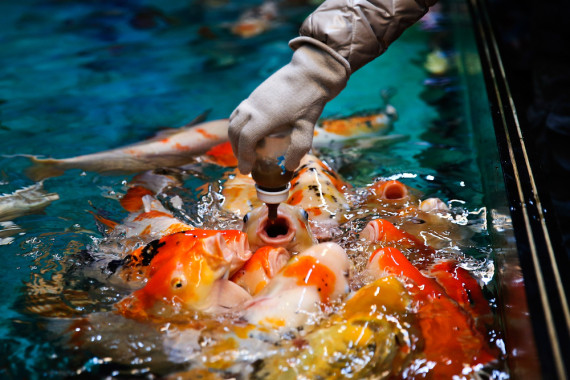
[{"xmin": 487, "ymin": 0, "xmax": 570, "ymax": 260}]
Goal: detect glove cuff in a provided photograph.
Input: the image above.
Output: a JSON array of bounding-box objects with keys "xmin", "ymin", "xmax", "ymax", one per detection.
[{"xmin": 289, "ymin": 36, "xmax": 352, "ymax": 77}]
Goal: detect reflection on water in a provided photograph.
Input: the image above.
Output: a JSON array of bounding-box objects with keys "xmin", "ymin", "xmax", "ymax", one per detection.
[{"xmin": 0, "ymin": 0, "xmax": 510, "ymax": 378}]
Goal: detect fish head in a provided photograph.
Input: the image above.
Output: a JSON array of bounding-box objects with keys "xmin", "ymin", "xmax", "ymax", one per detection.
[
  {"xmin": 243, "ymin": 242, "xmax": 350, "ymax": 331},
  {"xmin": 242, "ymin": 203, "xmax": 316, "ymax": 254},
  {"xmin": 115, "ymin": 231, "xmax": 236, "ymax": 320},
  {"xmin": 230, "ymin": 246, "xmax": 290, "ymax": 295}
]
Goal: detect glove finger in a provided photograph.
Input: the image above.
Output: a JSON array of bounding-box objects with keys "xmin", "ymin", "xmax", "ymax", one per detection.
[
  {"xmin": 237, "ymin": 124, "xmax": 264, "ymax": 174},
  {"xmin": 228, "ymin": 106, "xmax": 250, "ymax": 164},
  {"xmin": 284, "ymin": 120, "xmax": 315, "ymax": 171}
]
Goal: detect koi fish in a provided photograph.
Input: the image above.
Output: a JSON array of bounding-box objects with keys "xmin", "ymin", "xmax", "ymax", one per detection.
[
  {"xmin": 394, "ymin": 198, "xmax": 475, "ymax": 249},
  {"xmin": 115, "ymin": 230, "xmax": 253, "ymax": 320},
  {"xmin": 242, "ymin": 242, "xmax": 350, "ymax": 332},
  {"xmin": 26, "ymin": 118, "xmax": 230, "ymax": 181},
  {"xmin": 359, "ymin": 218, "xmax": 436, "ymax": 269},
  {"xmin": 230, "ymin": 1, "xmax": 277, "ymax": 38},
  {"xmin": 100, "ymin": 227, "xmax": 252, "ymax": 290},
  {"xmin": 287, "ymin": 154, "xmax": 353, "ymax": 240},
  {"xmin": 424, "ymin": 48, "xmax": 452, "ymax": 76},
  {"xmin": 241, "ymin": 203, "xmax": 317, "ymax": 254},
  {"xmin": 220, "ymin": 169, "xmax": 263, "ymax": 218},
  {"xmin": 0, "ymin": 182, "xmax": 59, "ymax": 222},
  {"xmin": 230, "ymin": 246, "xmax": 290, "ymax": 296},
  {"xmin": 364, "ymin": 179, "xmax": 421, "ymax": 214},
  {"xmin": 364, "ymin": 245, "xmax": 497, "ymax": 378},
  {"xmin": 255, "ymin": 276, "xmax": 415, "ymax": 379}
]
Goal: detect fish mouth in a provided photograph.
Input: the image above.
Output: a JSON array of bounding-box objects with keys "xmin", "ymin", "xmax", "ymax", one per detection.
[
  {"xmin": 256, "ymin": 210, "xmax": 296, "ymax": 247},
  {"xmin": 382, "ymin": 181, "xmax": 408, "ymax": 200}
]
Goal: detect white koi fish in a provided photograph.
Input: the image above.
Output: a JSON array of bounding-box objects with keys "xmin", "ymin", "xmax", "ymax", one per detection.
[
  {"xmin": 0, "ymin": 182, "xmax": 59, "ymax": 222},
  {"xmin": 26, "ymin": 118, "xmax": 230, "ymax": 180},
  {"xmin": 241, "ymin": 203, "xmax": 317, "ymax": 254},
  {"xmin": 242, "ymin": 242, "xmax": 350, "ymax": 332}
]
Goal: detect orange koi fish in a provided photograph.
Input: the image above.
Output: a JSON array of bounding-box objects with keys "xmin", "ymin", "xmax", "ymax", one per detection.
[
  {"xmin": 26, "ymin": 118, "xmax": 229, "ymax": 180},
  {"xmin": 319, "ymin": 113, "xmax": 393, "ymax": 137},
  {"xmin": 359, "ymin": 218, "xmax": 436, "ymax": 268},
  {"xmin": 230, "ymin": 1, "xmax": 277, "ymax": 38},
  {"xmin": 287, "ymin": 154, "xmax": 352, "ymax": 240},
  {"xmin": 230, "ymin": 246, "xmax": 290, "ymax": 296},
  {"xmin": 242, "ymin": 242, "xmax": 350, "ymax": 331},
  {"xmin": 365, "ymin": 246, "xmax": 497, "ymax": 378},
  {"xmin": 364, "ymin": 179, "xmax": 421, "ymax": 214},
  {"xmin": 242, "ymin": 203, "xmax": 317, "ymax": 254},
  {"xmin": 107, "ymin": 228, "xmax": 251, "ymax": 287},
  {"xmin": 115, "ymin": 230, "xmax": 253, "ymax": 320}
]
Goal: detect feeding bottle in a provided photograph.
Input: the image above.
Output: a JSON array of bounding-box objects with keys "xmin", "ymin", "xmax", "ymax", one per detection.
[{"xmin": 251, "ymin": 126, "xmax": 294, "ymax": 221}]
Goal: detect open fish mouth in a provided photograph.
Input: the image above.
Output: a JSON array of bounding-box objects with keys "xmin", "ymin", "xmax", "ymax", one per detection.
[
  {"xmin": 256, "ymin": 211, "xmax": 296, "ymax": 247},
  {"xmin": 382, "ymin": 181, "xmax": 407, "ymax": 200}
]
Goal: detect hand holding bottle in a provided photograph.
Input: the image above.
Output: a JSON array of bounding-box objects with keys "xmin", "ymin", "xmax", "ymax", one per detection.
[{"xmin": 228, "ymin": 43, "xmax": 349, "ymax": 175}]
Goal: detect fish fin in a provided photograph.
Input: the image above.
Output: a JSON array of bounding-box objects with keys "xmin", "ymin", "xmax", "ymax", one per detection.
[
  {"xmin": 184, "ymin": 109, "xmax": 212, "ymax": 127},
  {"xmin": 88, "ymin": 210, "xmax": 119, "ymax": 230},
  {"xmin": 25, "ymin": 156, "xmax": 65, "ymax": 181},
  {"xmin": 151, "ymin": 109, "xmax": 213, "ymax": 140}
]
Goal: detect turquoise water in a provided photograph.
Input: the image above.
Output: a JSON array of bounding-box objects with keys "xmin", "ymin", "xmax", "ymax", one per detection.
[{"xmin": 0, "ymin": 0, "xmax": 502, "ymax": 378}]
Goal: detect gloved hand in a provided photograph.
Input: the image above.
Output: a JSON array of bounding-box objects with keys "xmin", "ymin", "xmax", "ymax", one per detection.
[{"xmin": 229, "ymin": 42, "xmax": 350, "ymax": 174}]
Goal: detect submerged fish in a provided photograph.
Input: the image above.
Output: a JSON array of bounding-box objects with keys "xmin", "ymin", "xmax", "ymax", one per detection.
[
  {"xmin": 230, "ymin": 1, "xmax": 277, "ymax": 38},
  {"xmin": 0, "ymin": 182, "xmax": 59, "ymax": 222},
  {"xmin": 115, "ymin": 230, "xmax": 252, "ymax": 320},
  {"xmin": 26, "ymin": 119, "xmax": 230, "ymax": 180}
]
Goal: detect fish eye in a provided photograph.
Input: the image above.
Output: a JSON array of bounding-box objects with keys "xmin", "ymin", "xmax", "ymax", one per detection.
[
  {"xmin": 243, "ymin": 213, "xmax": 250, "ymax": 224},
  {"xmin": 301, "ymin": 209, "xmax": 309, "ymax": 220},
  {"xmin": 171, "ymin": 276, "xmax": 187, "ymax": 290},
  {"xmin": 411, "ymin": 218, "xmax": 426, "ymax": 224}
]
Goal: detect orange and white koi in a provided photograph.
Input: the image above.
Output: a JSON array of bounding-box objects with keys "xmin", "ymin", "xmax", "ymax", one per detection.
[
  {"xmin": 26, "ymin": 118, "xmax": 229, "ymax": 180},
  {"xmin": 230, "ymin": 246, "xmax": 290, "ymax": 296},
  {"xmin": 287, "ymin": 154, "xmax": 353, "ymax": 240},
  {"xmin": 242, "ymin": 242, "xmax": 350, "ymax": 332},
  {"xmin": 230, "ymin": 1, "xmax": 277, "ymax": 38},
  {"xmin": 115, "ymin": 230, "xmax": 253, "ymax": 320},
  {"xmin": 220, "ymin": 169, "xmax": 263, "ymax": 218},
  {"xmin": 242, "ymin": 203, "xmax": 316, "ymax": 254}
]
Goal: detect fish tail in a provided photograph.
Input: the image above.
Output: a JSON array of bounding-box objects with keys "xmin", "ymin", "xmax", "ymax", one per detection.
[{"xmin": 25, "ymin": 157, "xmax": 65, "ymax": 181}]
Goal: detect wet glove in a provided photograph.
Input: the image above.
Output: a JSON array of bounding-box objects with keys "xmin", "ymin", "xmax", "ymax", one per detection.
[{"xmin": 229, "ymin": 41, "xmax": 350, "ymax": 174}]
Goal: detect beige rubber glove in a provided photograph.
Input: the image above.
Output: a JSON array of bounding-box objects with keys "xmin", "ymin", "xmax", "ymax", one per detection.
[{"xmin": 229, "ymin": 42, "xmax": 350, "ymax": 174}]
